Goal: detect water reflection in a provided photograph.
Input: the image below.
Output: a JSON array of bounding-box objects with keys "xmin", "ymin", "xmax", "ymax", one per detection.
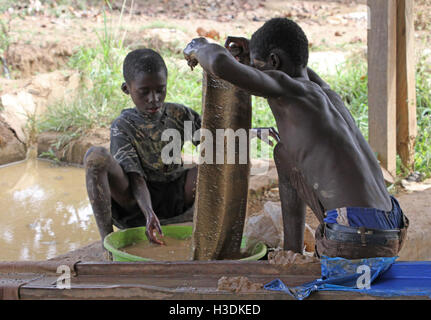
[{"xmin": 0, "ymin": 159, "xmax": 99, "ymax": 261}]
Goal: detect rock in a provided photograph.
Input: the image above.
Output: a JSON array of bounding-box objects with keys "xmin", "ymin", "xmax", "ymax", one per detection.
[
  {"xmin": 0, "ymin": 70, "xmax": 83, "ymax": 152},
  {"xmin": 0, "ymin": 90, "xmax": 36, "ymax": 143},
  {"xmin": 0, "ymin": 117, "xmax": 27, "ymax": 165},
  {"xmin": 400, "ymin": 179, "xmax": 431, "ymax": 192},
  {"xmin": 7, "ymin": 42, "xmax": 73, "ymax": 78}
]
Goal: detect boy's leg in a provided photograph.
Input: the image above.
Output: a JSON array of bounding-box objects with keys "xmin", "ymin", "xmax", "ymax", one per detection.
[
  {"xmin": 84, "ymin": 146, "xmax": 135, "ymax": 243},
  {"xmin": 158, "ymin": 167, "xmax": 198, "ymax": 225},
  {"xmin": 274, "ymin": 143, "xmax": 306, "ymax": 253}
]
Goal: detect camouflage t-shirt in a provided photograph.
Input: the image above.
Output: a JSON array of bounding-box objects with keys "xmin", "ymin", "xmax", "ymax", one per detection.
[{"xmin": 110, "ymin": 103, "xmax": 201, "ymax": 183}]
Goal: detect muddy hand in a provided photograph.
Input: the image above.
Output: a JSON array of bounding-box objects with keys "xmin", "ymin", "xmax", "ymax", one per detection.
[
  {"xmin": 145, "ymin": 212, "xmax": 165, "ymax": 245},
  {"xmin": 224, "ymin": 36, "xmax": 250, "ymax": 64},
  {"xmin": 183, "ymin": 37, "xmax": 208, "ymax": 71}
]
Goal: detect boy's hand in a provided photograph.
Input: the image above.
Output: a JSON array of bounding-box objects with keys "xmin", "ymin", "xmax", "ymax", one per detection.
[
  {"xmin": 224, "ymin": 36, "xmax": 250, "ymax": 65},
  {"xmin": 183, "ymin": 37, "xmax": 209, "ymax": 70},
  {"xmin": 145, "ymin": 211, "xmax": 165, "ymax": 245},
  {"xmin": 250, "ymin": 127, "xmax": 280, "ymax": 147}
]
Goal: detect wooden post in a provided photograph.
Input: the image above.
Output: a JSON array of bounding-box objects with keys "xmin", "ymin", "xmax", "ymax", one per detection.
[
  {"xmin": 396, "ymin": 0, "xmax": 417, "ymax": 173},
  {"xmin": 367, "ymin": 0, "xmax": 397, "ymax": 176}
]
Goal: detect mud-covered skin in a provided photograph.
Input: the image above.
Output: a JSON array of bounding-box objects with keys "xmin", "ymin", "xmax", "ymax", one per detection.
[
  {"xmin": 184, "ymin": 37, "xmax": 392, "ymax": 253},
  {"xmin": 192, "ymin": 72, "xmax": 251, "ymax": 260}
]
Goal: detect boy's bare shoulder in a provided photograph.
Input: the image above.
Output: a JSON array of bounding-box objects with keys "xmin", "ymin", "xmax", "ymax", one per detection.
[{"xmin": 263, "ymin": 70, "xmax": 320, "ymax": 98}]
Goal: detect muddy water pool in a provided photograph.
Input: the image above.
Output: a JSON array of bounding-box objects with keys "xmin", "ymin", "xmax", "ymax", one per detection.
[{"xmin": 0, "ymin": 159, "xmax": 99, "ymax": 261}]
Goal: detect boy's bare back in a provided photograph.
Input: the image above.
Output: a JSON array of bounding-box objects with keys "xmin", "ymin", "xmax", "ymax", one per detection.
[{"xmin": 264, "ymin": 73, "xmax": 392, "ymax": 213}]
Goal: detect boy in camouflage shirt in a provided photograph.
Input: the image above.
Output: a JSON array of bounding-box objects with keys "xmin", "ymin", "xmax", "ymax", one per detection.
[{"xmin": 84, "ymin": 49, "xmax": 201, "ymax": 250}]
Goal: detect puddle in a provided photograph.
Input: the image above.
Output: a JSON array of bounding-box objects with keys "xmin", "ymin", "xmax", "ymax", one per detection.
[{"xmin": 0, "ymin": 159, "xmax": 99, "ymax": 261}]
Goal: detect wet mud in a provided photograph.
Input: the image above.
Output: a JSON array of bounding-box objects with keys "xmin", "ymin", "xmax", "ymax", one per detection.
[
  {"xmin": 192, "ymin": 72, "xmax": 252, "ymax": 260},
  {"xmin": 217, "ymin": 276, "xmax": 263, "ymax": 293}
]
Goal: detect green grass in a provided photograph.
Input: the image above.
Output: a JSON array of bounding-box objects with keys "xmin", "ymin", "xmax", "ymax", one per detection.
[
  {"xmin": 36, "ymin": 7, "xmax": 431, "ymax": 177},
  {"xmin": 322, "ymin": 57, "xmax": 369, "ymax": 140},
  {"xmin": 323, "ymin": 53, "xmax": 431, "ymax": 178}
]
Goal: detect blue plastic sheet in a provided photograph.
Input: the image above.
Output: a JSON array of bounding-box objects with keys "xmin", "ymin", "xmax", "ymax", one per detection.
[{"xmin": 264, "ymin": 256, "xmax": 431, "ymax": 300}]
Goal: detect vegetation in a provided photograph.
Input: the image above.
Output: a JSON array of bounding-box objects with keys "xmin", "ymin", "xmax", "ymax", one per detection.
[
  {"xmin": 324, "ymin": 52, "xmax": 431, "ymax": 178},
  {"xmin": 33, "ymin": 2, "xmax": 431, "ymax": 178}
]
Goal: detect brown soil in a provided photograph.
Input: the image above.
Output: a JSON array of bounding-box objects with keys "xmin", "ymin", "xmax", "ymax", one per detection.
[{"xmin": 6, "ymin": 42, "xmax": 74, "ymax": 78}]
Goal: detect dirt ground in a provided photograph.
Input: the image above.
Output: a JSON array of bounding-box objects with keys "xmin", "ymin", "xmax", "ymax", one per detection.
[{"xmin": 2, "ymin": 0, "xmax": 430, "ymax": 78}]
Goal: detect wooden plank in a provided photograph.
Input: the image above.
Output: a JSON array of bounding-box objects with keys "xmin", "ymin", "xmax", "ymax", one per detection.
[
  {"xmin": 1, "ymin": 261, "xmax": 429, "ymax": 300},
  {"xmin": 367, "ymin": 0, "xmax": 398, "ymax": 175},
  {"xmin": 396, "ymin": 0, "xmax": 417, "ymax": 172}
]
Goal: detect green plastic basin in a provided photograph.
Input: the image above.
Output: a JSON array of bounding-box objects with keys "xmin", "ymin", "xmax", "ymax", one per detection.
[{"xmin": 104, "ymin": 225, "xmax": 267, "ymax": 262}]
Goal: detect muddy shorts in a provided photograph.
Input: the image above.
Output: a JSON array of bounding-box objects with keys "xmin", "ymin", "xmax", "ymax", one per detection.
[
  {"xmin": 315, "ymin": 196, "xmax": 409, "ymax": 259},
  {"xmin": 111, "ymin": 169, "xmax": 191, "ymax": 229}
]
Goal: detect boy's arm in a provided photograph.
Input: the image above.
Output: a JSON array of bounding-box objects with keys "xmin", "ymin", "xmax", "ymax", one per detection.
[
  {"xmin": 128, "ymin": 172, "xmax": 164, "ymax": 245},
  {"xmin": 183, "ymin": 38, "xmax": 304, "ymax": 99}
]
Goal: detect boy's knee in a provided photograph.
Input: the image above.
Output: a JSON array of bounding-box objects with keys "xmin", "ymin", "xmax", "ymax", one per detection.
[{"xmin": 84, "ymin": 146, "xmax": 111, "ymax": 170}]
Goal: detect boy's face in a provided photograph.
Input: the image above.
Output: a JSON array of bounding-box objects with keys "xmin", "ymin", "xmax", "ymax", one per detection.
[{"xmin": 124, "ymin": 70, "xmax": 167, "ymax": 115}]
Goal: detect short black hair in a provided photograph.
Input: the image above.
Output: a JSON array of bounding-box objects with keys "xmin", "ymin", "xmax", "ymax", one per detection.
[
  {"xmin": 250, "ymin": 18, "xmax": 309, "ymax": 67},
  {"xmin": 123, "ymin": 48, "xmax": 168, "ymax": 84}
]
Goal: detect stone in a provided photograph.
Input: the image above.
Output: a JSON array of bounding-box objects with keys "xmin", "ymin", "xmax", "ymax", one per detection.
[{"xmin": 0, "ymin": 117, "xmax": 27, "ymax": 166}]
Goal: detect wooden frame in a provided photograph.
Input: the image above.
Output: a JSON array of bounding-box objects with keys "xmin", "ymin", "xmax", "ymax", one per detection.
[{"xmin": 367, "ymin": 0, "xmax": 416, "ymax": 175}]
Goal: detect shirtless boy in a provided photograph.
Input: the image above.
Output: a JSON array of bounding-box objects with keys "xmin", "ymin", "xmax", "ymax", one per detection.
[
  {"xmin": 84, "ymin": 49, "xmax": 201, "ymax": 252},
  {"xmin": 183, "ymin": 18, "xmax": 408, "ymax": 259}
]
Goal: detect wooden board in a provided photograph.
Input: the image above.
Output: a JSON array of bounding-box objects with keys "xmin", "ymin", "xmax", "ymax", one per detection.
[
  {"xmin": 396, "ymin": 0, "xmax": 417, "ymax": 172},
  {"xmin": 0, "ymin": 261, "xmax": 428, "ymax": 300}
]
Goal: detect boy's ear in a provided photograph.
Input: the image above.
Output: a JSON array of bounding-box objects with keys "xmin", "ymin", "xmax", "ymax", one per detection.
[
  {"xmin": 269, "ymin": 52, "xmax": 281, "ymax": 69},
  {"xmin": 121, "ymin": 82, "xmax": 129, "ymax": 94}
]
